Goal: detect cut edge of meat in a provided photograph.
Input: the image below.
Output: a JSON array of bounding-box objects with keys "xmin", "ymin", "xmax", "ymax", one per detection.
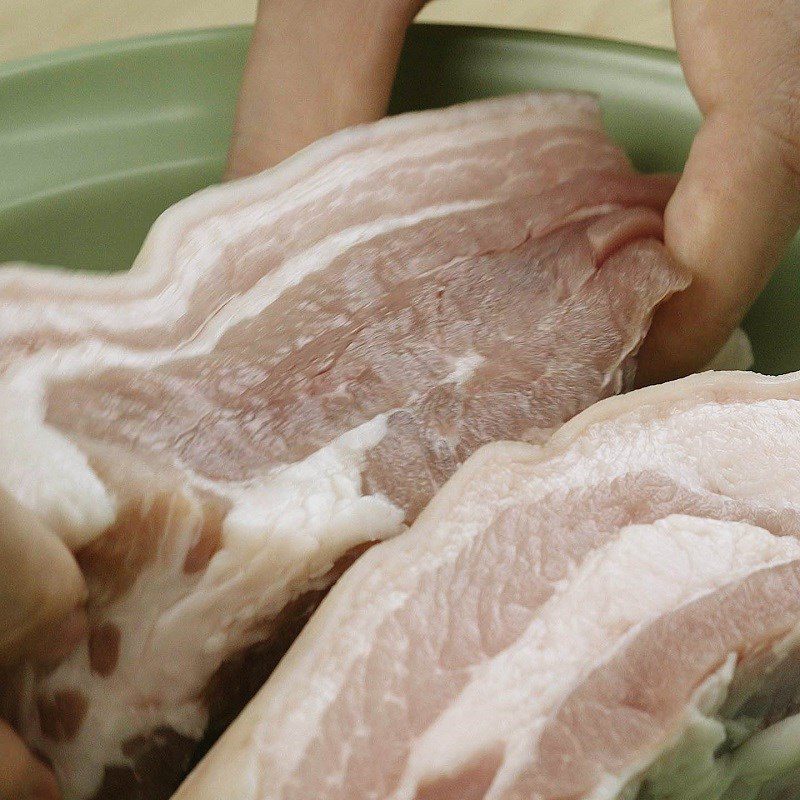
[{"xmin": 542, "ymin": 368, "xmax": 800, "ymax": 459}]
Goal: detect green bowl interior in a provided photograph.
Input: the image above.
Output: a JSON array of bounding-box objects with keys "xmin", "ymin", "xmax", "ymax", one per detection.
[{"xmin": 0, "ymin": 24, "xmax": 796, "ymax": 373}]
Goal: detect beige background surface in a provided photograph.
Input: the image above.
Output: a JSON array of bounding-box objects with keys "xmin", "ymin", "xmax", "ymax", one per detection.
[{"xmin": 0, "ymin": 1, "xmax": 674, "ymax": 64}]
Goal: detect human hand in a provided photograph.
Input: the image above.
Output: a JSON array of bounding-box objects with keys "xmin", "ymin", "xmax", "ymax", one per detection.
[
  {"xmin": 637, "ymin": 0, "xmax": 800, "ymax": 383},
  {"xmin": 0, "ymin": 488, "xmax": 86, "ymax": 800},
  {"xmin": 227, "ymin": 0, "xmax": 427, "ymax": 179}
]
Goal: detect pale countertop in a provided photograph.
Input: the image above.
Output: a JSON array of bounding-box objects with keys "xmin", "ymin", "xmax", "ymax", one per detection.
[{"xmin": 0, "ymin": 0, "xmax": 674, "ymax": 64}]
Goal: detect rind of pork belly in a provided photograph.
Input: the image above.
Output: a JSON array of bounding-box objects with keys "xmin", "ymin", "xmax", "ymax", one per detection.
[
  {"xmin": 0, "ymin": 91, "xmax": 668, "ymax": 361},
  {"xmin": 170, "ymin": 371, "xmax": 800, "ymax": 800},
  {"xmin": 1, "ymin": 93, "xmax": 687, "ymax": 800}
]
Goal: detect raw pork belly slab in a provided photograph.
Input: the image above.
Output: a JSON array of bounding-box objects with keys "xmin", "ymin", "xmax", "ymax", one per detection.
[
  {"xmin": 174, "ymin": 370, "xmax": 800, "ymax": 800},
  {"xmin": 0, "ymin": 93, "xmax": 685, "ymax": 799}
]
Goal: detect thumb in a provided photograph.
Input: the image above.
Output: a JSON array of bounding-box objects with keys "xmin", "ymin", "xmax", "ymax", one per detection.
[
  {"xmin": 636, "ymin": 110, "xmax": 800, "ymax": 384},
  {"xmin": 0, "ymin": 489, "xmax": 86, "ymax": 670}
]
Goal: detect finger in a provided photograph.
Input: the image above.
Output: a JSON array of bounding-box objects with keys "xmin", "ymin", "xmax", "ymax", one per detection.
[
  {"xmin": 636, "ymin": 110, "xmax": 800, "ymax": 385},
  {"xmin": 227, "ymin": 0, "xmax": 428, "ymax": 179},
  {"xmin": 0, "ymin": 488, "xmax": 86, "ymax": 669},
  {"xmin": 25, "ymin": 607, "xmax": 86, "ymax": 673},
  {"xmin": 0, "ymin": 720, "xmax": 60, "ymax": 800}
]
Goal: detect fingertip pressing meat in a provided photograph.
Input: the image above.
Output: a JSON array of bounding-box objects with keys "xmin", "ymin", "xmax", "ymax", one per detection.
[{"xmin": 0, "ymin": 92, "xmax": 686, "ymax": 799}]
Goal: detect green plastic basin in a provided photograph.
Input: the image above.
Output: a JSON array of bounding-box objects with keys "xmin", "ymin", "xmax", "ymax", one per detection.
[{"xmin": 0, "ymin": 24, "xmax": 796, "ymax": 373}]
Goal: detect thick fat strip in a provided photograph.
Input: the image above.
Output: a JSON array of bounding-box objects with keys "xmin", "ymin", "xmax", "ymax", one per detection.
[
  {"xmin": 172, "ymin": 370, "xmax": 800, "ymax": 800},
  {"xmin": 2, "ymin": 93, "xmax": 687, "ymax": 800}
]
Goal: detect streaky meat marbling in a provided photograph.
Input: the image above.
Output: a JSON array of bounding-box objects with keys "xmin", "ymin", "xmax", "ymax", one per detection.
[
  {"xmin": 0, "ymin": 92, "xmax": 686, "ymax": 799},
  {"xmin": 174, "ymin": 370, "xmax": 800, "ymax": 800}
]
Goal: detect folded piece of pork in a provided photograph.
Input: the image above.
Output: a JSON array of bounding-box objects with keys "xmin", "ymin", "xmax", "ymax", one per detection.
[
  {"xmin": 0, "ymin": 93, "xmax": 686, "ymax": 799},
  {"xmin": 174, "ymin": 370, "xmax": 800, "ymax": 800}
]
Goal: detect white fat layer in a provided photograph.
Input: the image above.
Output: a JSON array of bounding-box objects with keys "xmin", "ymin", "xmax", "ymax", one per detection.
[
  {"xmin": 223, "ymin": 414, "xmax": 402, "ymax": 554},
  {"xmin": 392, "ymin": 516, "xmax": 800, "ymax": 799},
  {"xmin": 539, "ymin": 398, "xmax": 800, "ymax": 511},
  {"xmin": 0, "ymin": 366, "xmax": 116, "ymax": 547},
  {"xmin": 23, "ymin": 414, "xmax": 403, "ymax": 800},
  {"xmin": 0, "ymin": 199, "xmax": 485, "ymax": 547},
  {"xmin": 0, "ymin": 93, "xmax": 576, "ymax": 338}
]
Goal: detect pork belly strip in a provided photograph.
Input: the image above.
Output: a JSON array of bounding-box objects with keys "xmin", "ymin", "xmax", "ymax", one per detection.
[
  {"xmin": 173, "ymin": 370, "xmax": 800, "ymax": 800},
  {"xmin": 0, "ymin": 92, "xmax": 676, "ymax": 362},
  {"xmin": 0, "ymin": 93, "xmax": 686, "ymax": 799}
]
